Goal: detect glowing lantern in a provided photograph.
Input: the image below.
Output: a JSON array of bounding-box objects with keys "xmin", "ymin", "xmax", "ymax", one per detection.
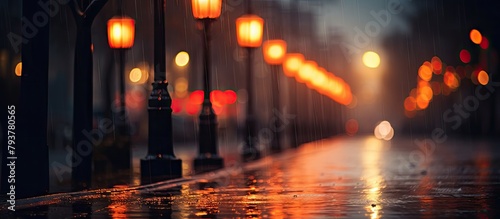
[
  {"xmin": 262, "ymin": 40, "xmax": 287, "ymax": 65},
  {"xmin": 297, "ymin": 61, "xmax": 317, "ymax": 83},
  {"xmin": 191, "ymin": 0, "xmax": 222, "ymax": 19},
  {"xmin": 107, "ymin": 17, "xmax": 135, "ymax": 49},
  {"xmin": 283, "ymin": 53, "xmax": 305, "ymax": 77},
  {"xmin": 236, "ymin": 14, "xmax": 264, "ymax": 48}
]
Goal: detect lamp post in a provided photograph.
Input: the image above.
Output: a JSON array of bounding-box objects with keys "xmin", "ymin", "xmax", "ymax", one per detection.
[
  {"xmin": 282, "ymin": 53, "xmax": 305, "ymax": 148},
  {"xmin": 262, "ymin": 40, "xmax": 287, "ymax": 153},
  {"xmin": 191, "ymin": 0, "xmax": 224, "ymax": 173},
  {"xmin": 236, "ymin": 3, "xmax": 264, "ymax": 161},
  {"xmin": 107, "ymin": 16, "xmax": 135, "ymax": 170},
  {"xmin": 140, "ymin": 0, "xmax": 182, "ymax": 183}
]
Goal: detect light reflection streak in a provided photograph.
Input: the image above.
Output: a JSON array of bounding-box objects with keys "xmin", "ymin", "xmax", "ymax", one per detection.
[{"xmin": 362, "ymin": 138, "xmax": 385, "ymax": 219}]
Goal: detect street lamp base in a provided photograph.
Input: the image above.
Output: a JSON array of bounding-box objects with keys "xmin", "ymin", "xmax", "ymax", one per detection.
[
  {"xmin": 194, "ymin": 156, "xmax": 224, "ymax": 174},
  {"xmin": 140, "ymin": 157, "xmax": 182, "ymax": 184}
]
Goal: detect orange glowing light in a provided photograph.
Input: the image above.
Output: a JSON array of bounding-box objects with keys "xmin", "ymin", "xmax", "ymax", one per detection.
[
  {"xmin": 460, "ymin": 49, "xmax": 471, "ymax": 64},
  {"xmin": 191, "ymin": 0, "xmax": 222, "ymax": 19},
  {"xmin": 297, "ymin": 61, "xmax": 317, "ymax": 83},
  {"xmin": 15, "ymin": 62, "xmax": 22, "ymax": 76},
  {"xmin": 470, "ymin": 29, "xmax": 482, "ymax": 45},
  {"xmin": 282, "ymin": 53, "xmax": 305, "ymax": 77},
  {"xmin": 345, "ymin": 119, "xmax": 359, "ymax": 136},
  {"xmin": 107, "ymin": 17, "xmax": 135, "ymax": 49},
  {"xmin": 236, "ymin": 14, "xmax": 264, "ymax": 48},
  {"xmin": 418, "ymin": 63, "xmax": 433, "ymax": 81},
  {"xmin": 416, "ymin": 95, "xmax": 429, "ymax": 109},
  {"xmin": 404, "ymin": 96, "xmax": 417, "ymax": 111},
  {"xmin": 431, "ymin": 56, "xmax": 442, "ymax": 74},
  {"xmin": 443, "ymin": 72, "xmax": 459, "ymax": 89},
  {"xmin": 477, "ymin": 70, "xmax": 489, "ymax": 85},
  {"xmin": 418, "ymin": 86, "xmax": 433, "ymax": 101},
  {"xmin": 263, "ymin": 40, "xmax": 287, "ymax": 65}
]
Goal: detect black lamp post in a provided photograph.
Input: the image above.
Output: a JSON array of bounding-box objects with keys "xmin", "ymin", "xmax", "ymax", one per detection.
[
  {"xmin": 236, "ymin": 1, "xmax": 264, "ymax": 161},
  {"xmin": 262, "ymin": 40, "xmax": 287, "ymax": 153},
  {"xmin": 191, "ymin": 0, "xmax": 224, "ymax": 173},
  {"xmin": 140, "ymin": 0, "xmax": 182, "ymax": 183},
  {"xmin": 107, "ymin": 13, "xmax": 135, "ymax": 170}
]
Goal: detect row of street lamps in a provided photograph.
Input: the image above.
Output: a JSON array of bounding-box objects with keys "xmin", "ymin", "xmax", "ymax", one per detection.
[{"xmin": 104, "ymin": 0, "xmax": 293, "ymax": 182}]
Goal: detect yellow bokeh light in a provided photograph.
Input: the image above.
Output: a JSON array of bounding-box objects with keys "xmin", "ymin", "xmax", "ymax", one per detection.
[
  {"xmin": 362, "ymin": 51, "xmax": 380, "ymax": 68},
  {"xmin": 282, "ymin": 54, "xmax": 304, "ymax": 77},
  {"xmin": 129, "ymin": 68, "xmax": 142, "ymax": 83},
  {"xmin": 477, "ymin": 70, "xmax": 489, "ymax": 85},
  {"xmin": 268, "ymin": 45, "xmax": 284, "ymax": 59},
  {"xmin": 175, "ymin": 77, "xmax": 188, "ymax": 93},
  {"xmin": 470, "ymin": 29, "xmax": 482, "ymax": 45},
  {"xmin": 15, "ymin": 62, "xmax": 22, "ymax": 77},
  {"xmin": 175, "ymin": 51, "xmax": 190, "ymax": 67},
  {"xmin": 297, "ymin": 61, "xmax": 317, "ymax": 83}
]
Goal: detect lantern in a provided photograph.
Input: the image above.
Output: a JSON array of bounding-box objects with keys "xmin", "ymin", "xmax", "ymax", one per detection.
[
  {"xmin": 236, "ymin": 14, "xmax": 264, "ymax": 48},
  {"xmin": 107, "ymin": 16, "xmax": 135, "ymax": 49},
  {"xmin": 263, "ymin": 40, "xmax": 287, "ymax": 65},
  {"xmin": 282, "ymin": 53, "xmax": 305, "ymax": 77},
  {"xmin": 191, "ymin": 0, "xmax": 222, "ymax": 19}
]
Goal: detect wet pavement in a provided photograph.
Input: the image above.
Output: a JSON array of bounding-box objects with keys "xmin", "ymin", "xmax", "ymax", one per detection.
[{"xmin": 2, "ymin": 136, "xmax": 500, "ymax": 218}]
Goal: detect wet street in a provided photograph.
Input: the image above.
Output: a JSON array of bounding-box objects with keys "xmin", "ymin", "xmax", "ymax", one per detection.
[{"xmin": 2, "ymin": 136, "xmax": 500, "ymax": 218}]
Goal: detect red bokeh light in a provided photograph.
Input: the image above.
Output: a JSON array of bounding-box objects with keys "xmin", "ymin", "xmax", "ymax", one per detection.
[
  {"xmin": 460, "ymin": 49, "xmax": 471, "ymax": 64},
  {"xmin": 224, "ymin": 90, "xmax": 237, "ymax": 104},
  {"xmin": 189, "ymin": 90, "xmax": 204, "ymax": 105},
  {"xmin": 480, "ymin": 37, "xmax": 489, "ymax": 49},
  {"xmin": 171, "ymin": 98, "xmax": 183, "ymax": 113}
]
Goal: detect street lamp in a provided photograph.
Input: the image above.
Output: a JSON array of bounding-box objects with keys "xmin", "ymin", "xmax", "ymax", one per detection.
[
  {"xmin": 262, "ymin": 40, "xmax": 287, "ymax": 153},
  {"xmin": 282, "ymin": 53, "xmax": 304, "ymax": 148},
  {"xmin": 140, "ymin": 0, "xmax": 182, "ymax": 183},
  {"xmin": 236, "ymin": 9, "xmax": 264, "ymax": 161},
  {"xmin": 107, "ymin": 16, "xmax": 135, "ymax": 170},
  {"xmin": 191, "ymin": 0, "xmax": 224, "ymax": 173}
]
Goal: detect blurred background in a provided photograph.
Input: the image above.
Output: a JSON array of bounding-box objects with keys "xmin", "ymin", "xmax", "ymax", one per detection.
[{"xmin": 0, "ymin": 0, "xmax": 499, "ymax": 158}]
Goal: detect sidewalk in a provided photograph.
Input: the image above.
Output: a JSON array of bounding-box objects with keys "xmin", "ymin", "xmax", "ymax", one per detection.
[{"xmin": 3, "ymin": 136, "xmax": 500, "ymax": 218}]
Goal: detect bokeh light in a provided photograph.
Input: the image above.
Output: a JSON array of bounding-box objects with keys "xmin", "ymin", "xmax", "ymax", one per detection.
[
  {"xmin": 418, "ymin": 63, "xmax": 433, "ymax": 81},
  {"xmin": 460, "ymin": 49, "xmax": 471, "ymax": 64},
  {"xmin": 470, "ymin": 29, "xmax": 482, "ymax": 45},
  {"xmin": 175, "ymin": 51, "xmax": 190, "ymax": 67},
  {"xmin": 404, "ymin": 96, "xmax": 417, "ymax": 111},
  {"xmin": 431, "ymin": 56, "xmax": 442, "ymax": 74},
  {"xmin": 374, "ymin": 121, "xmax": 394, "ymax": 141},
  {"xmin": 15, "ymin": 62, "xmax": 22, "ymax": 77},
  {"xmin": 189, "ymin": 90, "xmax": 204, "ymax": 105},
  {"xmin": 282, "ymin": 53, "xmax": 305, "ymax": 77},
  {"xmin": 362, "ymin": 51, "xmax": 380, "ymax": 68},
  {"xmin": 174, "ymin": 77, "xmax": 188, "ymax": 97},
  {"xmin": 480, "ymin": 37, "xmax": 489, "ymax": 49},
  {"xmin": 224, "ymin": 90, "xmax": 237, "ymax": 104},
  {"xmin": 129, "ymin": 68, "xmax": 143, "ymax": 83},
  {"xmin": 477, "ymin": 70, "xmax": 489, "ymax": 85},
  {"xmin": 297, "ymin": 61, "xmax": 317, "ymax": 83}
]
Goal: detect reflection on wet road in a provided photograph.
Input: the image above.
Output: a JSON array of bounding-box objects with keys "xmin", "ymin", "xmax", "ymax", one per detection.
[{"xmin": 3, "ymin": 136, "xmax": 500, "ymax": 218}]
